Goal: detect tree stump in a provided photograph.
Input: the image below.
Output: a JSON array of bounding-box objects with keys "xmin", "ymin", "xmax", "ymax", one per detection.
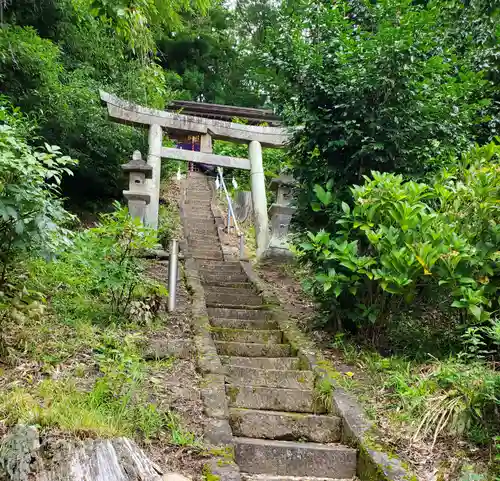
[{"xmin": 233, "ymin": 191, "xmax": 253, "ymax": 223}]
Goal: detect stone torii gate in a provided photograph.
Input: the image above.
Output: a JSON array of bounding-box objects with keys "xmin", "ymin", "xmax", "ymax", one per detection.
[{"xmin": 100, "ymin": 91, "xmax": 289, "ymax": 257}]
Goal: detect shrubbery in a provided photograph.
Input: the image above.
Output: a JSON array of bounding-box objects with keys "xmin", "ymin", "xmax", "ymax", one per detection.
[{"xmin": 297, "ymin": 142, "xmax": 500, "ymax": 356}]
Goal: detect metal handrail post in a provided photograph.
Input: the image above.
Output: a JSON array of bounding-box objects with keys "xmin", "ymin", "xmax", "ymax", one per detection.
[
  {"xmin": 217, "ymin": 168, "xmax": 245, "ymax": 259},
  {"xmin": 168, "ymin": 239, "xmax": 178, "ymax": 312}
]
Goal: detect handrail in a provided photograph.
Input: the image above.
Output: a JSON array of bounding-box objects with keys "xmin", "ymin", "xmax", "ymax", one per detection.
[{"xmin": 217, "ymin": 167, "xmax": 245, "ymax": 259}]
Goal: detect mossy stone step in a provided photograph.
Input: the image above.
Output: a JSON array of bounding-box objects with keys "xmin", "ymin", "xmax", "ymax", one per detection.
[
  {"xmin": 226, "ymin": 385, "xmax": 321, "ymax": 413},
  {"xmin": 204, "ymin": 281, "xmax": 253, "ymax": 289},
  {"xmin": 215, "ymin": 341, "xmax": 291, "ymax": 358},
  {"xmin": 208, "ymin": 307, "xmax": 271, "ymax": 321},
  {"xmin": 206, "ymin": 286, "xmax": 258, "ymax": 296},
  {"xmin": 191, "ymin": 248, "xmax": 223, "ymax": 256},
  {"xmin": 234, "ymin": 438, "xmax": 356, "ymax": 478},
  {"xmin": 206, "ymin": 292, "xmax": 262, "ymax": 307},
  {"xmin": 226, "ymin": 365, "xmax": 314, "ymax": 389},
  {"xmin": 191, "ymin": 249, "xmax": 223, "ymax": 261},
  {"xmin": 202, "ymin": 272, "xmax": 249, "ymax": 284},
  {"xmin": 211, "ymin": 327, "xmax": 282, "ymax": 344},
  {"xmin": 229, "ymin": 408, "xmax": 341, "ymax": 443},
  {"xmin": 221, "ymin": 356, "xmax": 301, "ymax": 370},
  {"xmin": 211, "ymin": 318, "xmax": 278, "ymax": 330},
  {"xmin": 198, "ymin": 261, "xmax": 243, "ymax": 273}
]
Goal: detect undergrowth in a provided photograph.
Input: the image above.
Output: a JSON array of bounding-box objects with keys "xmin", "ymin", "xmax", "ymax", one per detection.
[{"xmin": 331, "ymin": 335, "xmax": 500, "ymax": 477}]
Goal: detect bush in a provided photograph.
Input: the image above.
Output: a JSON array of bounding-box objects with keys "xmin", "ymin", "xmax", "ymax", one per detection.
[
  {"xmin": 28, "ymin": 205, "xmax": 166, "ymax": 323},
  {"xmin": 0, "ymin": 100, "xmax": 75, "ymax": 285},
  {"xmin": 297, "ymin": 142, "xmax": 500, "ymax": 355}
]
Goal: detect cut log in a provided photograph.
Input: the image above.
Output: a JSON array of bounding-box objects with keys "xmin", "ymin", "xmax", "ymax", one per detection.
[
  {"xmin": 0, "ymin": 425, "xmax": 164, "ymax": 481},
  {"xmin": 233, "ymin": 191, "xmax": 253, "ymax": 223}
]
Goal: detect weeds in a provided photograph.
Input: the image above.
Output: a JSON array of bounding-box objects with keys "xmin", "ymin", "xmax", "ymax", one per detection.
[
  {"xmin": 0, "ymin": 332, "xmax": 199, "ymax": 444},
  {"xmin": 335, "ymin": 339, "xmax": 500, "ymax": 449}
]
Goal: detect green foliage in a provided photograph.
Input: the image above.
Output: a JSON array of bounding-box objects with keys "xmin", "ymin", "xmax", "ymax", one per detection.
[
  {"xmin": 265, "ymin": 0, "xmax": 496, "ymax": 231},
  {"xmin": 297, "ymin": 143, "xmax": 500, "ymax": 353},
  {"xmin": 353, "ymin": 347, "xmax": 500, "ymax": 448},
  {"xmin": 213, "ymin": 140, "xmax": 289, "ymax": 194},
  {"xmin": 0, "ymin": 332, "xmax": 196, "ymax": 441},
  {"xmin": 28, "ymin": 205, "xmax": 165, "ymax": 323},
  {"xmin": 0, "ymin": 101, "xmax": 76, "ymax": 284}
]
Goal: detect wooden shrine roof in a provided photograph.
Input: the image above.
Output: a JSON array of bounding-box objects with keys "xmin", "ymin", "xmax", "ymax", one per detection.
[{"xmin": 166, "ymin": 100, "xmax": 282, "ymax": 126}]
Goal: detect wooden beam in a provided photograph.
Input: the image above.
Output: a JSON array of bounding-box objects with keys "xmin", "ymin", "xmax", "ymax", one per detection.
[
  {"xmin": 168, "ymin": 100, "xmax": 282, "ymax": 125},
  {"xmin": 161, "ymin": 147, "xmax": 251, "ymax": 170}
]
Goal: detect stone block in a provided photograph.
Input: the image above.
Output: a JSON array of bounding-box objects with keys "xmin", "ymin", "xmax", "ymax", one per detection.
[
  {"xmin": 211, "ymin": 328, "xmax": 282, "ymax": 344},
  {"xmin": 202, "ymin": 273, "xmax": 249, "ymax": 284},
  {"xmin": 206, "ymin": 292, "xmax": 262, "ymax": 307},
  {"xmin": 198, "ymin": 261, "xmax": 243, "ymax": 273},
  {"xmin": 211, "ymin": 318, "xmax": 278, "ymax": 330},
  {"xmin": 201, "ymin": 374, "xmax": 229, "ymax": 419},
  {"xmin": 229, "ymin": 409, "xmax": 341, "ymax": 443},
  {"xmin": 226, "ymin": 366, "xmax": 313, "ymax": 389},
  {"xmin": 221, "ymin": 356, "xmax": 300, "ymax": 370},
  {"xmin": 226, "ymin": 385, "xmax": 320, "ymax": 413},
  {"xmin": 234, "ymin": 438, "xmax": 356, "ymax": 478},
  {"xmin": 216, "ymin": 342, "xmax": 291, "ymax": 358},
  {"xmin": 208, "ymin": 308, "xmax": 270, "ymax": 321}
]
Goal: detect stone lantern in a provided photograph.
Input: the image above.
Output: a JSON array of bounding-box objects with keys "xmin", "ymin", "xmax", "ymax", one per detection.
[
  {"xmin": 266, "ymin": 174, "xmax": 296, "ymax": 258},
  {"xmin": 121, "ymin": 150, "xmax": 153, "ymax": 224}
]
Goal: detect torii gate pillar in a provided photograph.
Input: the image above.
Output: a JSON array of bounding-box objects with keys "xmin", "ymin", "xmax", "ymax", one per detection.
[
  {"xmin": 145, "ymin": 124, "xmax": 163, "ymax": 229},
  {"xmin": 249, "ymin": 140, "xmax": 269, "ymax": 258}
]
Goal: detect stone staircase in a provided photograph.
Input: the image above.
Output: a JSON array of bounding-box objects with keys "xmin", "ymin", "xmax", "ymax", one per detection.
[{"xmin": 183, "ymin": 173, "xmax": 357, "ymax": 481}]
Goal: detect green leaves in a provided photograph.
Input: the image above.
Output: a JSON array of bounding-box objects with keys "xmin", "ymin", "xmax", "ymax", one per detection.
[
  {"xmin": 296, "ymin": 143, "xmax": 500, "ymax": 347},
  {"xmin": 0, "ymin": 101, "xmax": 77, "ymax": 284}
]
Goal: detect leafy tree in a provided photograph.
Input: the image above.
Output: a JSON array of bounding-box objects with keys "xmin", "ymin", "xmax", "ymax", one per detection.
[{"xmin": 264, "ymin": 0, "xmax": 494, "ymax": 231}]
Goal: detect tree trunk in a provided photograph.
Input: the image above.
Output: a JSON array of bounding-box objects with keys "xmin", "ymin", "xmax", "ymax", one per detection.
[{"xmin": 233, "ymin": 191, "xmax": 253, "ymax": 223}]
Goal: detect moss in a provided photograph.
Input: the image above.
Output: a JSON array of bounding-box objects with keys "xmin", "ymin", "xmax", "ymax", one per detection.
[
  {"xmin": 289, "ymin": 412, "xmax": 309, "ymax": 420},
  {"xmin": 226, "ymin": 385, "xmax": 240, "ymax": 403},
  {"xmin": 202, "ymin": 463, "xmax": 221, "ymax": 481}
]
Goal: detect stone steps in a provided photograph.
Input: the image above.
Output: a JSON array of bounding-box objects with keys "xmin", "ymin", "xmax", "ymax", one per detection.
[
  {"xmin": 229, "ymin": 409, "xmax": 341, "ymax": 443},
  {"xmin": 206, "ymin": 286, "xmax": 258, "ymax": 296},
  {"xmin": 226, "ymin": 385, "xmax": 321, "ymax": 413},
  {"xmin": 234, "ymin": 438, "xmax": 356, "ymax": 478},
  {"xmin": 211, "ymin": 318, "xmax": 279, "ymax": 330},
  {"xmin": 182, "ymin": 174, "xmax": 357, "ymax": 481},
  {"xmin": 208, "ymin": 307, "xmax": 270, "ymax": 320},
  {"xmin": 216, "ymin": 341, "xmax": 291, "ymax": 358},
  {"xmin": 226, "ymin": 366, "xmax": 314, "ymax": 389},
  {"xmin": 191, "ymin": 248, "xmax": 223, "ymax": 256},
  {"xmin": 192, "ymin": 253, "xmax": 223, "ymax": 261},
  {"xmin": 221, "ymin": 356, "xmax": 301, "ymax": 370},
  {"xmin": 211, "ymin": 327, "xmax": 282, "ymax": 344}
]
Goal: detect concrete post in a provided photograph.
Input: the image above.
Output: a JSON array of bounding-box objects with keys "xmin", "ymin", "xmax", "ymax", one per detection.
[
  {"xmin": 249, "ymin": 140, "xmax": 269, "ymax": 258},
  {"xmin": 200, "ymin": 133, "xmax": 213, "ymax": 153},
  {"xmin": 145, "ymin": 124, "xmax": 163, "ymax": 229}
]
